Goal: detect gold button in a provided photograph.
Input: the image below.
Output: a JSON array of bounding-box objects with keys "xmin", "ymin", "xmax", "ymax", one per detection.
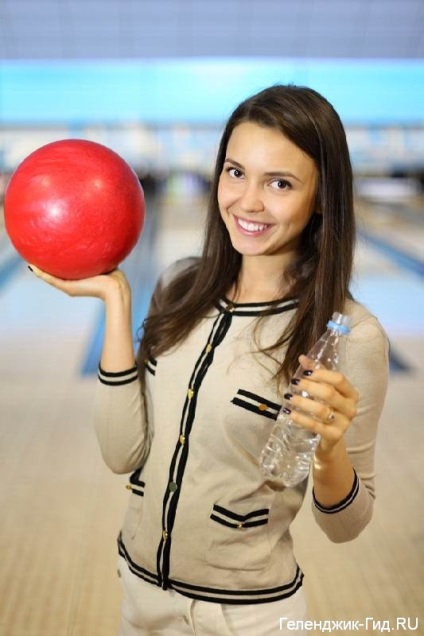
[
  {"xmin": 205, "ymin": 344, "xmax": 212, "ymax": 352},
  {"xmin": 237, "ymin": 523, "xmax": 244, "ymax": 530},
  {"xmin": 125, "ymin": 484, "xmax": 133, "ymax": 491},
  {"xmin": 162, "ymin": 529, "xmax": 168, "ymax": 540},
  {"xmin": 187, "ymin": 389, "xmax": 194, "ymax": 399},
  {"xmin": 226, "ymin": 302, "xmax": 235, "ymax": 313},
  {"xmin": 179, "ymin": 435, "xmax": 186, "ymax": 445},
  {"xmin": 258, "ymin": 403, "xmax": 268, "ymax": 411},
  {"xmin": 168, "ymin": 481, "xmax": 178, "ymax": 492}
]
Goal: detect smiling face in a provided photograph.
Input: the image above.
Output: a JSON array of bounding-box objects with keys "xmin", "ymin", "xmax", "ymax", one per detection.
[{"xmin": 217, "ymin": 122, "xmax": 319, "ymax": 269}]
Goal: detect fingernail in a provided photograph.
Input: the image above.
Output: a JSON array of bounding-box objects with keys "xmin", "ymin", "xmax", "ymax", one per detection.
[
  {"xmin": 283, "ymin": 392, "xmax": 292, "ymax": 400},
  {"xmin": 291, "ymin": 378, "xmax": 300, "ymax": 386},
  {"xmin": 282, "ymin": 407, "xmax": 291, "ymax": 415},
  {"xmin": 27, "ymin": 265, "xmax": 33, "ymax": 272},
  {"xmin": 303, "ymin": 370, "xmax": 313, "ymax": 377}
]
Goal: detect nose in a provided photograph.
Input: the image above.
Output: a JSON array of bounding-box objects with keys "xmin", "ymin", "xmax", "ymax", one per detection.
[{"xmin": 238, "ymin": 182, "xmax": 265, "ymax": 214}]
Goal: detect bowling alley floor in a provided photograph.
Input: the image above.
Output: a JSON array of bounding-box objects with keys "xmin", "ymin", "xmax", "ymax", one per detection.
[{"xmin": 1, "ymin": 191, "xmax": 423, "ymax": 636}]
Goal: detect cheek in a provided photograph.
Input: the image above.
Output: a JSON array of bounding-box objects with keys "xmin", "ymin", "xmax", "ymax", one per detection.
[{"xmin": 287, "ymin": 192, "xmax": 317, "ymax": 223}]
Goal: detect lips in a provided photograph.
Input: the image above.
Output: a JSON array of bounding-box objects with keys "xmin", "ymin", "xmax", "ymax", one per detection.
[{"xmin": 235, "ymin": 216, "xmax": 272, "ymax": 235}]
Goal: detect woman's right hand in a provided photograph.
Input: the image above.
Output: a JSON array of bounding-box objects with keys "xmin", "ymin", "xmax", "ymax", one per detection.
[{"xmin": 28, "ymin": 264, "xmax": 131, "ymax": 304}]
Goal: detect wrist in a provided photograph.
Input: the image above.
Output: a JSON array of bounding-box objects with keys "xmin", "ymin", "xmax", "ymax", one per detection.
[
  {"xmin": 313, "ymin": 439, "xmax": 355, "ymax": 507},
  {"xmin": 103, "ymin": 278, "xmax": 131, "ymax": 309},
  {"xmin": 314, "ymin": 437, "xmax": 347, "ymax": 468}
]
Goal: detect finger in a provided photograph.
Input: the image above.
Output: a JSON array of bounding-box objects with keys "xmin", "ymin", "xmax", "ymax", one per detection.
[
  {"xmin": 30, "ymin": 264, "xmax": 131, "ymax": 303},
  {"xmin": 298, "ymin": 354, "xmax": 315, "ymax": 372},
  {"xmin": 28, "ymin": 264, "xmax": 67, "ymax": 287},
  {"xmin": 285, "ymin": 389, "xmax": 345, "ymax": 424},
  {"xmin": 289, "ymin": 379, "xmax": 357, "ymax": 421},
  {"xmin": 287, "ymin": 406, "xmax": 347, "ymax": 442},
  {"xmin": 28, "ymin": 263, "xmax": 100, "ymax": 297},
  {"xmin": 326, "ymin": 407, "xmax": 336, "ymax": 422},
  {"xmin": 296, "ymin": 361, "xmax": 359, "ymax": 402}
]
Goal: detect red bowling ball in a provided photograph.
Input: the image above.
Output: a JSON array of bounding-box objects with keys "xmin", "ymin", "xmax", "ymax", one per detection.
[{"xmin": 4, "ymin": 139, "xmax": 145, "ymax": 279}]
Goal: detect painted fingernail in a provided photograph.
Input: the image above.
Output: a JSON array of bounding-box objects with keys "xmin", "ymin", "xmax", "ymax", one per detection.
[
  {"xmin": 27, "ymin": 265, "xmax": 34, "ymax": 272},
  {"xmin": 283, "ymin": 393, "xmax": 292, "ymax": 400},
  {"xmin": 291, "ymin": 378, "xmax": 300, "ymax": 386},
  {"xmin": 282, "ymin": 407, "xmax": 291, "ymax": 415},
  {"xmin": 303, "ymin": 370, "xmax": 313, "ymax": 377}
]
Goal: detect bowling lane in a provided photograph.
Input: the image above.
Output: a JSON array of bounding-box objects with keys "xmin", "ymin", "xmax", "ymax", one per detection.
[
  {"xmin": 0, "ymin": 230, "xmax": 23, "ymax": 292},
  {"xmin": 353, "ymin": 195, "xmax": 424, "ymax": 370},
  {"xmin": 0, "ymin": 258, "xmax": 99, "ymax": 380}
]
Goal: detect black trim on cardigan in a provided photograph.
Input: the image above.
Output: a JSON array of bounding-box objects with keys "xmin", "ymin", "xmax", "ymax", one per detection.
[
  {"xmin": 127, "ymin": 469, "xmax": 145, "ymax": 497},
  {"xmin": 231, "ymin": 389, "xmax": 281, "ymax": 421},
  {"xmin": 215, "ymin": 297, "xmax": 298, "ymax": 317},
  {"xmin": 313, "ymin": 470, "xmax": 359, "ymax": 514},
  {"xmin": 157, "ymin": 309, "xmax": 234, "ymax": 589},
  {"xmin": 169, "ymin": 567, "xmax": 303, "ymax": 605},
  {"xmin": 119, "ymin": 536, "xmax": 159, "ymax": 586},
  {"xmin": 210, "ymin": 504, "xmax": 270, "ymax": 529},
  {"xmin": 118, "ymin": 534, "xmax": 304, "ymax": 605},
  {"xmin": 98, "ymin": 364, "xmax": 139, "ymax": 386},
  {"xmin": 145, "ymin": 357, "xmax": 157, "ymax": 376}
]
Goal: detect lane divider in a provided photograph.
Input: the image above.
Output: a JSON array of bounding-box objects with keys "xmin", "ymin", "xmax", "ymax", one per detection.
[
  {"xmin": 358, "ymin": 228, "xmax": 421, "ymax": 373},
  {"xmin": 358, "ymin": 229, "xmax": 424, "ymax": 278},
  {"xmin": 0, "ymin": 254, "xmax": 23, "ymax": 291}
]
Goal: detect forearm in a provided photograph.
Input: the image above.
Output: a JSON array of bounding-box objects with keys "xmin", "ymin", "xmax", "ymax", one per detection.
[
  {"xmin": 100, "ymin": 284, "xmax": 135, "ymax": 372},
  {"xmin": 95, "ymin": 370, "xmax": 150, "ymax": 474},
  {"xmin": 310, "ymin": 313, "xmax": 388, "ymax": 541},
  {"xmin": 312, "ymin": 438, "xmax": 355, "ymax": 507},
  {"xmin": 95, "ymin": 277, "xmax": 152, "ymax": 473}
]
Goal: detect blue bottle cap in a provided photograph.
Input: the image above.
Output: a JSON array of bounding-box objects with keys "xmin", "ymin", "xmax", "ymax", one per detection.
[{"xmin": 327, "ymin": 312, "xmax": 351, "ymax": 335}]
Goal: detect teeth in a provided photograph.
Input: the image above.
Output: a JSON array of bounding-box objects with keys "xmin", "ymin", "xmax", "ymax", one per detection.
[{"xmin": 238, "ymin": 218, "xmax": 269, "ymax": 232}]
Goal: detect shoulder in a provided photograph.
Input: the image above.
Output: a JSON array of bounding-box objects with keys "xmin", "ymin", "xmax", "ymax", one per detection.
[
  {"xmin": 149, "ymin": 257, "xmax": 200, "ymax": 313},
  {"xmin": 343, "ymin": 298, "xmax": 389, "ymax": 360}
]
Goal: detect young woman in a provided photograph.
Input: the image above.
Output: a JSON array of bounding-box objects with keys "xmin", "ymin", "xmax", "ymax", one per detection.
[{"xmin": 31, "ymin": 85, "xmax": 389, "ymax": 635}]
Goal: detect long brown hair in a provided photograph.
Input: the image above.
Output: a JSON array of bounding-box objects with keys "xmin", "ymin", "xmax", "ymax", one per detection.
[{"xmin": 138, "ymin": 84, "xmax": 355, "ymax": 384}]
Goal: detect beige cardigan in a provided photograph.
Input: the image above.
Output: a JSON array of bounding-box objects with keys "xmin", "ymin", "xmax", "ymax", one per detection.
[{"xmin": 94, "ymin": 271, "xmax": 389, "ymax": 604}]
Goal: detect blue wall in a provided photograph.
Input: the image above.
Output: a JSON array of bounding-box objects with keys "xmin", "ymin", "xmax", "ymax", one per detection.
[{"xmin": 1, "ymin": 59, "xmax": 424, "ymax": 125}]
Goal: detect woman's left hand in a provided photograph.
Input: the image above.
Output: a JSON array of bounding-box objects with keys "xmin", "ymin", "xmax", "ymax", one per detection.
[{"xmin": 285, "ymin": 354, "xmax": 359, "ymax": 455}]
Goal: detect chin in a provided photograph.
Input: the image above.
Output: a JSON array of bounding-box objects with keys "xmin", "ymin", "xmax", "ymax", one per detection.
[{"xmin": 230, "ymin": 241, "xmax": 267, "ymax": 257}]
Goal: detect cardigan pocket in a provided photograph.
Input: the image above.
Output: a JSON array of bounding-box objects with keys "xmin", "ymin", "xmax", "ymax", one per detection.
[
  {"xmin": 231, "ymin": 389, "xmax": 281, "ymax": 421},
  {"xmin": 206, "ymin": 501, "xmax": 272, "ymax": 570},
  {"xmin": 123, "ymin": 471, "xmax": 145, "ymax": 539}
]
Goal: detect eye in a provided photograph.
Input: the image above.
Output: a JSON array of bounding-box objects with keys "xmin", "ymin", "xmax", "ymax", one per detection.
[
  {"xmin": 226, "ymin": 167, "xmax": 244, "ymax": 179},
  {"xmin": 270, "ymin": 179, "xmax": 292, "ymax": 191}
]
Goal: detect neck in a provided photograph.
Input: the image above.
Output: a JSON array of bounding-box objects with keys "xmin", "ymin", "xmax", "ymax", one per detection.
[{"xmin": 230, "ymin": 255, "xmax": 292, "ymax": 303}]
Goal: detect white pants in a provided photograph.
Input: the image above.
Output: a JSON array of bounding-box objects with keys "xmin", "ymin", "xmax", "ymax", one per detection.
[{"xmin": 117, "ymin": 556, "xmax": 308, "ymax": 635}]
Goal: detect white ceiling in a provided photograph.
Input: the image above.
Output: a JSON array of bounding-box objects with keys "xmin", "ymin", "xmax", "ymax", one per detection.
[{"xmin": 0, "ymin": 0, "xmax": 423, "ymax": 60}]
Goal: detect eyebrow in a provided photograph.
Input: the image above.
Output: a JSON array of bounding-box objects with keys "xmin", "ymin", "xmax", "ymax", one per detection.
[{"xmin": 224, "ymin": 157, "xmax": 302, "ymax": 183}]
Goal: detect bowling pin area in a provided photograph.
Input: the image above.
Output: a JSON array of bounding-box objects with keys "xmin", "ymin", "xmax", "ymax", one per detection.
[{"xmin": 1, "ymin": 171, "xmax": 424, "ymax": 635}]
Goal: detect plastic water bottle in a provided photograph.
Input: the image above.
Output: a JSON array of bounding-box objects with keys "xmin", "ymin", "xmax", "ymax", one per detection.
[{"xmin": 259, "ymin": 312, "xmax": 351, "ymax": 486}]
